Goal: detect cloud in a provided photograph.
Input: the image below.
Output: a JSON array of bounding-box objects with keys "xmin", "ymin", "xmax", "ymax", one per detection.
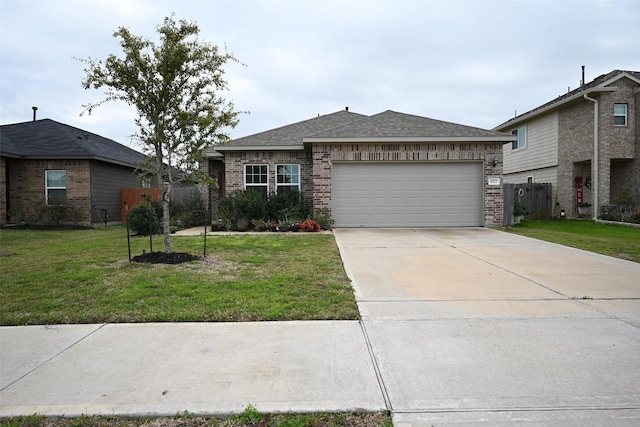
[{"xmin": 2, "ymin": 0, "xmax": 639, "ymax": 144}]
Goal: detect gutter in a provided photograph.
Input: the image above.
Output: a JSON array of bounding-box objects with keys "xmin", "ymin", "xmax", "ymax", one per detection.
[{"xmin": 583, "ymin": 93, "xmax": 598, "ymax": 219}]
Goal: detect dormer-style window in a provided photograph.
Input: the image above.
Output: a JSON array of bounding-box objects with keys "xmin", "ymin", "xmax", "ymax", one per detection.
[
  {"xmin": 511, "ymin": 126, "xmax": 526, "ymax": 150},
  {"xmin": 614, "ymin": 104, "xmax": 627, "ymax": 126}
]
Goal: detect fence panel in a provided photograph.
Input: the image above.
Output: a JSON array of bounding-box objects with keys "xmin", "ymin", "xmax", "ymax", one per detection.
[
  {"xmin": 121, "ymin": 188, "xmax": 161, "ymax": 223},
  {"xmin": 503, "ymin": 183, "xmax": 553, "ymax": 226}
]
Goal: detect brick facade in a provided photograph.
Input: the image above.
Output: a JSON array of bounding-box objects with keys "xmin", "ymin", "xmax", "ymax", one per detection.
[
  {"xmin": 0, "ymin": 157, "xmax": 6, "ymax": 225},
  {"xmin": 4, "ymin": 159, "xmax": 92, "ymax": 224},
  {"xmin": 222, "ymin": 150, "xmax": 314, "ymax": 201},
  {"xmin": 312, "ymin": 142, "xmax": 504, "ymax": 227},
  {"xmin": 558, "ymin": 77, "xmax": 639, "ymax": 216},
  {"xmin": 213, "ymin": 142, "xmax": 504, "ymax": 227}
]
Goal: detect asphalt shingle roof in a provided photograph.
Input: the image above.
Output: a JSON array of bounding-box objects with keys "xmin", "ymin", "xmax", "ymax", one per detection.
[
  {"xmin": 0, "ymin": 119, "xmax": 147, "ymax": 167},
  {"xmin": 309, "ymin": 110, "xmax": 511, "ymax": 139},
  {"xmin": 225, "ymin": 110, "xmax": 368, "ymax": 147},
  {"xmin": 215, "ymin": 110, "xmax": 511, "ymax": 152}
]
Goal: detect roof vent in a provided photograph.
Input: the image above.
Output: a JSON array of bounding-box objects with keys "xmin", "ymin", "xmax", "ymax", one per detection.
[
  {"xmin": 345, "ymin": 106, "xmax": 349, "ymax": 112},
  {"xmin": 32, "ymin": 106, "xmax": 37, "ymax": 121}
]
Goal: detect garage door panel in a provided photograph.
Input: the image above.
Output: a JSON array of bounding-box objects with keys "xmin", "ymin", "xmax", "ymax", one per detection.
[{"xmin": 332, "ymin": 162, "xmax": 482, "ymax": 227}]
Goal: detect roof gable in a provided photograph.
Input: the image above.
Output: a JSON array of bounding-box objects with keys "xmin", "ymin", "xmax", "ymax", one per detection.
[{"xmin": 0, "ymin": 119, "xmax": 147, "ymax": 167}]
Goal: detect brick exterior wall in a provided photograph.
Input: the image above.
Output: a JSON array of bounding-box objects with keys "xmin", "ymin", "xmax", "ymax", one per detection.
[
  {"xmin": 312, "ymin": 142, "xmax": 504, "ymax": 227},
  {"xmin": 213, "ymin": 143, "xmax": 505, "ymax": 227},
  {"xmin": 223, "ymin": 150, "xmax": 314, "ymax": 200},
  {"xmin": 5, "ymin": 159, "xmax": 92, "ymax": 224},
  {"xmin": 0, "ymin": 157, "xmax": 6, "ymax": 225},
  {"xmin": 558, "ymin": 77, "xmax": 639, "ymax": 217}
]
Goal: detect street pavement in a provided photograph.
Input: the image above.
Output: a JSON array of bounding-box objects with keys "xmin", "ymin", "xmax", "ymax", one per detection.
[{"xmin": 2, "ymin": 227, "xmax": 640, "ymax": 426}]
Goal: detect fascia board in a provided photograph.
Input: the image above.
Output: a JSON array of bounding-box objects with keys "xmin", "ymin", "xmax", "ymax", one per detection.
[
  {"xmin": 12, "ymin": 154, "xmax": 141, "ymax": 168},
  {"xmin": 213, "ymin": 145, "xmax": 304, "ymax": 152},
  {"xmin": 303, "ymin": 136, "xmax": 516, "ymax": 143},
  {"xmin": 495, "ymin": 87, "xmax": 617, "ymax": 131}
]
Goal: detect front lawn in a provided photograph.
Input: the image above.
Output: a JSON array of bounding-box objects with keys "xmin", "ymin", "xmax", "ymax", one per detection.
[
  {"xmin": 0, "ymin": 228, "xmax": 359, "ymax": 325},
  {"xmin": 504, "ymin": 219, "xmax": 640, "ymax": 263}
]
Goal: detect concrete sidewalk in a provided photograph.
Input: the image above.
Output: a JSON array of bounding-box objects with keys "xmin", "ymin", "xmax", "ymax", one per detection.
[{"xmin": 0, "ymin": 322, "xmax": 386, "ymax": 417}]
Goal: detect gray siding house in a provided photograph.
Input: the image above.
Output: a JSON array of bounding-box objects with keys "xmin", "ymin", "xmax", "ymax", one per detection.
[
  {"xmin": 204, "ymin": 109, "xmax": 515, "ymax": 228},
  {"xmin": 495, "ymin": 69, "xmax": 640, "ymax": 218},
  {"xmin": 0, "ymin": 119, "xmax": 148, "ymax": 226}
]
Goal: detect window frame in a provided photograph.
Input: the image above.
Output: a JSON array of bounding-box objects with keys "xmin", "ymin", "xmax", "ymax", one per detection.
[
  {"xmin": 244, "ymin": 164, "xmax": 269, "ymax": 195},
  {"xmin": 614, "ymin": 103, "xmax": 627, "ymax": 126},
  {"xmin": 511, "ymin": 126, "xmax": 527, "ymax": 150},
  {"xmin": 45, "ymin": 169, "xmax": 67, "ymax": 205},
  {"xmin": 275, "ymin": 164, "xmax": 301, "ymax": 193}
]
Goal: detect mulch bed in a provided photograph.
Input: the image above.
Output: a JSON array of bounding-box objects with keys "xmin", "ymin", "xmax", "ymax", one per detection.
[{"xmin": 132, "ymin": 251, "xmax": 202, "ymax": 264}]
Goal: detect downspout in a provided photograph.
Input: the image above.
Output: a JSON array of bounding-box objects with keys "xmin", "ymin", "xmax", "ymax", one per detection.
[{"xmin": 583, "ymin": 93, "xmax": 598, "ymax": 219}]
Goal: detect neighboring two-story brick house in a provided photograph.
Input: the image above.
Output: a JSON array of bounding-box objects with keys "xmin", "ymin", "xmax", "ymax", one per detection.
[
  {"xmin": 495, "ymin": 70, "xmax": 640, "ymax": 218},
  {"xmin": 0, "ymin": 118, "xmax": 148, "ymax": 226},
  {"xmin": 204, "ymin": 109, "xmax": 515, "ymax": 228}
]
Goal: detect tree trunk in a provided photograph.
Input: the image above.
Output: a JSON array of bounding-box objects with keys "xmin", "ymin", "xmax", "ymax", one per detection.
[{"xmin": 162, "ymin": 186, "xmax": 172, "ymax": 253}]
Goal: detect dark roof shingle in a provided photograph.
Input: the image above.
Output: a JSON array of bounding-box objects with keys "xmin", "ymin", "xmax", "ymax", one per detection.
[
  {"xmin": 0, "ymin": 119, "xmax": 147, "ymax": 167},
  {"xmin": 309, "ymin": 110, "xmax": 511, "ymax": 139},
  {"xmin": 225, "ymin": 110, "xmax": 367, "ymax": 147}
]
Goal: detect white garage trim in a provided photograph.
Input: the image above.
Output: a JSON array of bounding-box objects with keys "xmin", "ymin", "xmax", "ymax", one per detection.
[{"xmin": 332, "ymin": 162, "xmax": 483, "ymax": 227}]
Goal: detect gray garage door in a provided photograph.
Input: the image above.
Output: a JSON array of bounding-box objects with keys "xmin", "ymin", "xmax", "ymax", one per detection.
[{"xmin": 332, "ymin": 162, "xmax": 483, "ymax": 227}]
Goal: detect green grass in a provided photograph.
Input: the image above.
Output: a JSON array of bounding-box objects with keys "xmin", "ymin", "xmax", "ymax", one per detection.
[
  {"xmin": 0, "ymin": 411, "xmax": 392, "ymax": 427},
  {"xmin": 504, "ymin": 219, "xmax": 640, "ymax": 263},
  {"xmin": 0, "ymin": 228, "xmax": 359, "ymax": 325}
]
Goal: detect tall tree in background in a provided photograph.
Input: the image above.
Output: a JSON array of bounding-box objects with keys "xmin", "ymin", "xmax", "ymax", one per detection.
[{"xmin": 79, "ymin": 15, "xmax": 240, "ymax": 253}]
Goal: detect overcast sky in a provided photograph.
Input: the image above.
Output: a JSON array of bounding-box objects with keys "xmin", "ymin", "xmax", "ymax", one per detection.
[{"xmin": 2, "ymin": 0, "xmax": 639, "ymax": 150}]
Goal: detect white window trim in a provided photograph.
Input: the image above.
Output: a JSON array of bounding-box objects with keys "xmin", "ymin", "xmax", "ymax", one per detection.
[
  {"xmin": 45, "ymin": 169, "xmax": 67, "ymax": 205},
  {"xmin": 512, "ymin": 126, "xmax": 526, "ymax": 150},
  {"xmin": 527, "ymin": 175, "xmax": 534, "ymax": 183},
  {"xmin": 244, "ymin": 164, "xmax": 269, "ymax": 192},
  {"xmin": 614, "ymin": 103, "xmax": 627, "ymax": 126},
  {"xmin": 275, "ymin": 164, "xmax": 301, "ymax": 193}
]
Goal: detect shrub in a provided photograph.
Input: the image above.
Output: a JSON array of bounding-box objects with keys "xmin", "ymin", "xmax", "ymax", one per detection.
[
  {"xmin": 301, "ymin": 219, "xmax": 321, "ymax": 232},
  {"xmin": 170, "ymin": 187, "xmax": 205, "ymax": 228},
  {"xmin": 218, "ymin": 190, "xmax": 311, "ymax": 230},
  {"xmin": 127, "ymin": 200, "xmax": 163, "ymax": 235},
  {"xmin": 267, "ymin": 190, "xmax": 311, "ymax": 221},
  {"xmin": 218, "ymin": 190, "xmax": 268, "ymax": 230},
  {"xmin": 9, "ymin": 201, "xmax": 85, "ymax": 226},
  {"xmin": 313, "ymin": 208, "xmax": 335, "ymax": 230}
]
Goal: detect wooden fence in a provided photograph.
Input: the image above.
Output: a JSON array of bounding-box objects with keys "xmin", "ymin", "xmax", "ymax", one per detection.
[
  {"xmin": 121, "ymin": 188, "xmax": 162, "ymax": 223},
  {"xmin": 503, "ymin": 183, "xmax": 553, "ymax": 226}
]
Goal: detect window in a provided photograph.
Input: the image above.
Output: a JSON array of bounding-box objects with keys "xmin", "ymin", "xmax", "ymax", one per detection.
[
  {"xmin": 511, "ymin": 126, "xmax": 526, "ymax": 150},
  {"xmin": 614, "ymin": 104, "xmax": 627, "ymax": 126},
  {"xmin": 527, "ymin": 176, "xmax": 534, "ymax": 184},
  {"xmin": 276, "ymin": 164, "xmax": 300, "ymax": 193},
  {"xmin": 45, "ymin": 170, "xmax": 67, "ymax": 205},
  {"xmin": 244, "ymin": 164, "xmax": 268, "ymax": 195}
]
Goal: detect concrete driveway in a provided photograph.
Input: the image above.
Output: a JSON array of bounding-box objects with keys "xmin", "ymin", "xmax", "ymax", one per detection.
[{"xmin": 334, "ymin": 228, "xmax": 640, "ymax": 426}]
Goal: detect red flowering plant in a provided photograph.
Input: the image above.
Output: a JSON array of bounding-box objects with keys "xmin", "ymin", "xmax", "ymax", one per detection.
[{"xmin": 300, "ymin": 219, "xmax": 321, "ymax": 232}]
